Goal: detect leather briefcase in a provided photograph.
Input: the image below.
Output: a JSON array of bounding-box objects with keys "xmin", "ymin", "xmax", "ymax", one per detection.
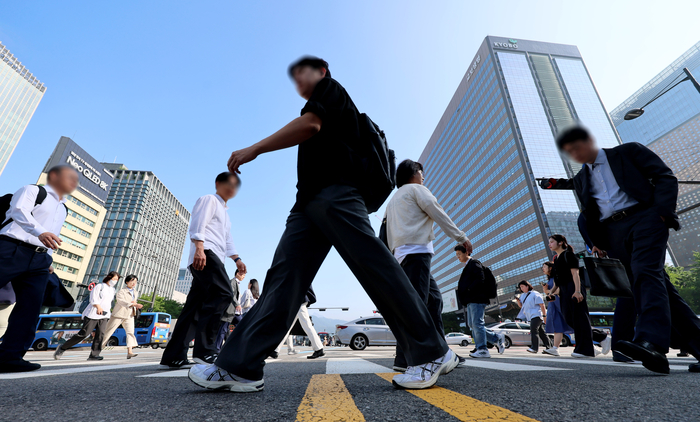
[{"xmin": 583, "ymin": 256, "xmax": 633, "ymax": 298}]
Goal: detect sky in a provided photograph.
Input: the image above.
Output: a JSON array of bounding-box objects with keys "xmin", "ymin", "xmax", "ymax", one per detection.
[{"xmin": 2, "ymin": 0, "xmax": 700, "ymax": 322}]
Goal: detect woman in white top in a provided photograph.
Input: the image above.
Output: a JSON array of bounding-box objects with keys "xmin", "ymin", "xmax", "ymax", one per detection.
[
  {"xmin": 239, "ymin": 279, "xmax": 260, "ymax": 315},
  {"xmin": 101, "ymin": 274, "xmax": 143, "ymax": 359},
  {"xmin": 54, "ymin": 271, "xmax": 118, "ymax": 361}
]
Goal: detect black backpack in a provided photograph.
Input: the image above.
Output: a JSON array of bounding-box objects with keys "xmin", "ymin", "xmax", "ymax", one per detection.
[
  {"xmin": 483, "ymin": 264, "xmax": 498, "ymax": 299},
  {"xmin": 0, "ymin": 185, "xmax": 48, "ymax": 230},
  {"xmin": 355, "ymin": 113, "xmax": 396, "ymax": 214}
]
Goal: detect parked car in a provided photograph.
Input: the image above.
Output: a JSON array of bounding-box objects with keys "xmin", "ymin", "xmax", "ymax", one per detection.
[
  {"xmin": 486, "ymin": 321, "xmax": 559, "ymax": 348},
  {"xmin": 563, "ymin": 311, "xmax": 614, "ymax": 347},
  {"xmin": 335, "ymin": 316, "xmax": 395, "ymax": 350},
  {"xmin": 445, "ymin": 332, "xmax": 472, "ymax": 346}
]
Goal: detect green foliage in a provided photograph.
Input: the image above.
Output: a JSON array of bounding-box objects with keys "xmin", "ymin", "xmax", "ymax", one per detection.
[
  {"xmin": 149, "ymin": 295, "xmax": 184, "ymax": 318},
  {"xmin": 666, "ymin": 251, "xmax": 700, "ymax": 314}
]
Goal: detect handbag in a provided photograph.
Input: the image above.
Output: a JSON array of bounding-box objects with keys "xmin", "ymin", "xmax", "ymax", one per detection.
[
  {"xmin": 378, "ymin": 216, "xmax": 389, "ymax": 250},
  {"xmin": 583, "ymin": 256, "xmax": 633, "ymax": 298}
]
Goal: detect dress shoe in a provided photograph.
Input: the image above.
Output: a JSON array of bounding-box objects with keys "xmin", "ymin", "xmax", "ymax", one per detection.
[
  {"xmin": 307, "ymin": 349, "xmax": 325, "ymax": 359},
  {"xmin": 614, "ymin": 340, "xmax": 669, "ymax": 374},
  {"xmin": 87, "ymin": 355, "xmax": 104, "ymax": 361},
  {"xmin": 127, "ymin": 353, "xmax": 138, "ymax": 359},
  {"xmin": 268, "ymin": 351, "xmax": 279, "ymax": 359},
  {"xmin": 612, "ymin": 351, "xmax": 636, "ymax": 363},
  {"xmin": 0, "ymin": 359, "xmax": 41, "ymax": 373},
  {"xmin": 689, "ymin": 362, "xmax": 700, "ymax": 373}
]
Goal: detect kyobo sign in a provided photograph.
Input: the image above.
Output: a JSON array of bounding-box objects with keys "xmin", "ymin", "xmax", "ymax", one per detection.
[{"xmin": 494, "ymin": 39, "xmax": 518, "ymax": 49}]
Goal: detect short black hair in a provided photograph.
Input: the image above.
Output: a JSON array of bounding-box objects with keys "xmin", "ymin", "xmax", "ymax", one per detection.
[
  {"xmin": 288, "ymin": 56, "xmax": 331, "ymax": 78},
  {"xmin": 47, "ymin": 164, "xmax": 77, "ymax": 182},
  {"xmin": 125, "ymin": 274, "xmax": 138, "ymax": 283},
  {"xmin": 518, "ymin": 280, "xmax": 534, "ymax": 291},
  {"xmin": 396, "ymin": 159, "xmax": 423, "ymax": 188},
  {"xmin": 215, "ymin": 171, "xmax": 241, "ymax": 187},
  {"xmin": 454, "ymin": 244, "xmax": 467, "ymax": 253},
  {"xmin": 556, "ymin": 126, "xmax": 591, "ymax": 150}
]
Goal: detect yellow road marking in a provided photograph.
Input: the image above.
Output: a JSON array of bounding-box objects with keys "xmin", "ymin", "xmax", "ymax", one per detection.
[
  {"xmin": 376, "ymin": 373, "xmax": 538, "ymax": 421},
  {"xmin": 296, "ymin": 374, "xmax": 365, "ymax": 422}
]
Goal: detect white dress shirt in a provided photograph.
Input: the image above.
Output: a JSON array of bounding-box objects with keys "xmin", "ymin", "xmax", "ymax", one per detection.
[
  {"xmin": 82, "ymin": 282, "xmax": 116, "ymax": 320},
  {"xmin": 394, "ymin": 242, "xmax": 434, "ymax": 264},
  {"xmin": 187, "ymin": 194, "xmax": 237, "ymax": 266},
  {"xmin": 587, "ymin": 149, "xmax": 639, "ymax": 220},
  {"xmin": 0, "ymin": 185, "xmax": 67, "ymax": 254}
]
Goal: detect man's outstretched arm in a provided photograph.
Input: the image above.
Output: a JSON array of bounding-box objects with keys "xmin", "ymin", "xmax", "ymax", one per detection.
[{"xmin": 227, "ymin": 112, "xmax": 322, "ymax": 173}]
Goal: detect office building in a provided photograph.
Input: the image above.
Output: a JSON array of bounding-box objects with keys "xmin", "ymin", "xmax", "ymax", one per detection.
[
  {"xmin": 610, "ymin": 41, "xmax": 700, "ymax": 268},
  {"xmin": 419, "ymin": 36, "xmax": 621, "ymax": 317},
  {"xmin": 81, "ymin": 164, "xmax": 190, "ymax": 301},
  {"xmin": 174, "ymin": 268, "xmax": 193, "ymax": 294},
  {"xmin": 0, "ymin": 42, "xmax": 47, "ymax": 176},
  {"xmin": 38, "ymin": 137, "xmax": 114, "ymax": 296}
]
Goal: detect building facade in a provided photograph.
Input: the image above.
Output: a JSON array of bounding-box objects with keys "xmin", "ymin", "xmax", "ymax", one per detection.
[
  {"xmin": 38, "ymin": 137, "xmax": 114, "ymax": 296},
  {"xmin": 610, "ymin": 40, "xmax": 700, "ymax": 268},
  {"xmin": 174, "ymin": 267, "xmax": 193, "ymax": 294},
  {"xmin": 419, "ymin": 36, "xmax": 621, "ymax": 316},
  {"xmin": 81, "ymin": 164, "xmax": 190, "ymax": 302},
  {"xmin": 0, "ymin": 42, "xmax": 46, "ymax": 176}
]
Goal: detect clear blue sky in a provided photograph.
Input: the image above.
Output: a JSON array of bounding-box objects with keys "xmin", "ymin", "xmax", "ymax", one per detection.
[{"xmin": 1, "ymin": 1, "xmax": 699, "ymax": 321}]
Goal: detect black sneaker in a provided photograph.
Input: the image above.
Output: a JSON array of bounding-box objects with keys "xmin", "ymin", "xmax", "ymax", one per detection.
[
  {"xmin": 193, "ymin": 354, "xmax": 218, "ymax": 365},
  {"xmin": 87, "ymin": 356, "xmax": 104, "ymax": 361},
  {"xmin": 0, "ymin": 359, "xmax": 41, "ymax": 373},
  {"xmin": 470, "ymin": 348, "xmax": 477, "ymax": 354},
  {"xmin": 159, "ymin": 359, "xmax": 196, "ymax": 370},
  {"xmin": 268, "ymin": 351, "xmax": 279, "ymax": 359},
  {"xmin": 307, "ymin": 349, "xmax": 325, "ymax": 360}
]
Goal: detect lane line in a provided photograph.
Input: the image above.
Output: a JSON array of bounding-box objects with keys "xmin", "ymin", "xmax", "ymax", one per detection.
[
  {"xmin": 376, "ymin": 373, "xmax": 538, "ymax": 421},
  {"xmin": 296, "ymin": 374, "xmax": 365, "ymax": 422},
  {"xmin": 137, "ymin": 369, "xmax": 189, "ymax": 378},
  {"xmin": 501, "ymin": 356, "xmax": 689, "ymax": 371},
  {"xmin": 455, "ymin": 359, "xmax": 570, "ymax": 371},
  {"xmin": 326, "ymin": 358, "xmax": 394, "ymax": 374},
  {"xmin": 0, "ymin": 362, "xmax": 160, "ymax": 379}
]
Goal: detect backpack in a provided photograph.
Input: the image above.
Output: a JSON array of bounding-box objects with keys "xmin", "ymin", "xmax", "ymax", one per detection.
[
  {"xmin": 483, "ymin": 264, "xmax": 498, "ymax": 299},
  {"xmin": 355, "ymin": 113, "xmax": 396, "ymax": 214},
  {"xmin": 0, "ymin": 185, "xmax": 48, "ymax": 230}
]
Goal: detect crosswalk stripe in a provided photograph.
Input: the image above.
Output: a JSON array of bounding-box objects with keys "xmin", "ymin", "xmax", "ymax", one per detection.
[
  {"xmin": 455, "ymin": 359, "xmax": 571, "ymax": 371},
  {"xmin": 508, "ymin": 356, "xmax": 689, "ymax": 370},
  {"xmin": 137, "ymin": 369, "xmax": 190, "ymax": 378},
  {"xmin": 0, "ymin": 362, "xmax": 160, "ymax": 379},
  {"xmin": 296, "ymin": 374, "xmax": 365, "ymax": 422},
  {"xmin": 375, "ymin": 373, "xmax": 538, "ymax": 421},
  {"xmin": 326, "ymin": 358, "xmax": 394, "ymax": 374}
]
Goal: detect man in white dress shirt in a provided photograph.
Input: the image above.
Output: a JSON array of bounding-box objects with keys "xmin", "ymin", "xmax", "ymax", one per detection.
[
  {"xmin": 160, "ymin": 172, "xmax": 247, "ymax": 369},
  {"xmin": 0, "ymin": 165, "xmax": 78, "ymax": 373}
]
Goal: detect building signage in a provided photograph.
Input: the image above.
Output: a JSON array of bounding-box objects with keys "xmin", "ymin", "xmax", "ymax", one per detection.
[
  {"xmin": 442, "ymin": 289, "xmax": 459, "ymax": 314},
  {"xmin": 66, "ymin": 152, "xmax": 108, "ymax": 191},
  {"xmin": 465, "ymin": 54, "xmax": 481, "ymax": 83},
  {"xmin": 493, "ymin": 39, "xmax": 518, "ymax": 49}
]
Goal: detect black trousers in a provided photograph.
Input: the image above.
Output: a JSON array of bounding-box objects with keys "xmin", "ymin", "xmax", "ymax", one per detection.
[
  {"xmin": 161, "ymin": 251, "xmax": 233, "ymax": 363},
  {"xmin": 216, "ymin": 185, "xmax": 448, "ymax": 380},
  {"xmin": 559, "ymin": 283, "xmax": 607, "ymax": 356},
  {"xmin": 394, "ymin": 253, "xmax": 444, "ymax": 368},
  {"xmin": 60, "ymin": 317, "xmax": 107, "ymax": 357},
  {"xmin": 0, "ymin": 238, "xmax": 52, "ymax": 361},
  {"xmin": 529, "ymin": 317, "xmax": 550, "ymax": 351},
  {"xmin": 606, "ymin": 209, "xmax": 700, "ymax": 356}
]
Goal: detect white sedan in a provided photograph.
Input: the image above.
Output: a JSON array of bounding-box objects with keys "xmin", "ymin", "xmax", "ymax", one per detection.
[{"xmin": 445, "ymin": 332, "xmax": 472, "ymax": 346}]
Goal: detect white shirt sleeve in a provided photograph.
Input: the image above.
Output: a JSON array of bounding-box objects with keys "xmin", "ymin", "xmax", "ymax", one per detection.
[
  {"xmin": 8, "ymin": 185, "xmax": 48, "ymax": 237},
  {"xmin": 225, "ymin": 230, "xmax": 238, "ymax": 257},
  {"xmin": 189, "ymin": 196, "xmax": 217, "ymax": 242}
]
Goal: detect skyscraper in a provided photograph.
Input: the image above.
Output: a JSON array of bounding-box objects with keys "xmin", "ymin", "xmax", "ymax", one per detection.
[
  {"xmin": 610, "ymin": 41, "xmax": 700, "ymax": 268},
  {"xmin": 81, "ymin": 164, "xmax": 190, "ymax": 301},
  {"xmin": 175, "ymin": 268, "xmax": 193, "ymax": 294},
  {"xmin": 0, "ymin": 42, "xmax": 46, "ymax": 176},
  {"xmin": 419, "ymin": 36, "xmax": 621, "ymax": 317}
]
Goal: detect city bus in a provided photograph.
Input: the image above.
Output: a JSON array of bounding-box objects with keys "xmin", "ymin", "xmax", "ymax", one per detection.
[{"xmin": 30, "ymin": 311, "xmax": 171, "ymax": 351}]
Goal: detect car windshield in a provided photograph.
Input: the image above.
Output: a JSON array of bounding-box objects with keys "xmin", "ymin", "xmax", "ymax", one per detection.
[{"xmin": 486, "ymin": 323, "xmax": 500, "ymax": 328}]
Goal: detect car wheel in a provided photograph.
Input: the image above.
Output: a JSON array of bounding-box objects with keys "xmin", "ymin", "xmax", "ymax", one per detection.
[
  {"xmin": 350, "ymin": 334, "xmax": 368, "ymax": 351},
  {"xmin": 561, "ymin": 335, "xmax": 571, "ymax": 348},
  {"xmin": 504, "ymin": 336, "xmax": 512, "ymax": 349},
  {"xmin": 107, "ymin": 337, "xmax": 119, "ymax": 347},
  {"xmin": 151, "ymin": 344, "xmax": 160, "ymax": 349},
  {"xmin": 33, "ymin": 339, "xmax": 49, "ymax": 351},
  {"xmin": 461, "ymin": 340, "xmax": 469, "ymax": 347}
]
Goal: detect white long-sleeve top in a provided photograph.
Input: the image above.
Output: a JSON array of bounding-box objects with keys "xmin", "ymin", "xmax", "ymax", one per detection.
[
  {"xmin": 239, "ymin": 288, "xmax": 258, "ymax": 314},
  {"xmin": 187, "ymin": 194, "xmax": 237, "ymax": 266},
  {"xmin": 0, "ymin": 185, "xmax": 67, "ymax": 254},
  {"xmin": 82, "ymin": 282, "xmax": 116, "ymax": 320}
]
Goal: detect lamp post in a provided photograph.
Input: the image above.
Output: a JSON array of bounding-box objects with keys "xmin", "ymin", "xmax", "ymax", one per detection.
[{"xmin": 624, "ymin": 67, "xmax": 700, "ymax": 120}]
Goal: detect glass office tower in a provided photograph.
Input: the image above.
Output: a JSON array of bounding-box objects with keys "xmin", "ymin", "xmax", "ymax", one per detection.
[
  {"xmin": 175, "ymin": 268, "xmax": 193, "ymax": 294},
  {"xmin": 0, "ymin": 42, "xmax": 46, "ymax": 176},
  {"xmin": 610, "ymin": 40, "xmax": 700, "ymax": 268},
  {"xmin": 81, "ymin": 164, "xmax": 191, "ymax": 301},
  {"xmin": 419, "ymin": 36, "xmax": 621, "ymax": 315}
]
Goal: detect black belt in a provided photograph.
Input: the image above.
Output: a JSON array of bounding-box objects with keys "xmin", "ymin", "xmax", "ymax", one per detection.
[
  {"xmin": 602, "ymin": 204, "xmax": 648, "ymax": 224},
  {"xmin": 0, "ymin": 235, "xmax": 49, "ymax": 253}
]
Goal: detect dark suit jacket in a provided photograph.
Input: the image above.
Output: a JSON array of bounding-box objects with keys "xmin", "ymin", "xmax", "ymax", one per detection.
[
  {"xmin": 457, "ymin": 259, "xmax": 490, "ymax": 305},
  {"xmin": 547, "ymin": 142, "xmax": 679, "ymax": 249}
]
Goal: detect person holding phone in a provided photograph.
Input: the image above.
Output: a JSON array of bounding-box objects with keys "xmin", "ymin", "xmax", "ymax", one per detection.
[
  {"xmin": 54, "ymin": 271, "xmax": 119, "ymax": 361},
  {"xmin": 515, "ymin": 280, "xmax": 552, "ymax": 355}
]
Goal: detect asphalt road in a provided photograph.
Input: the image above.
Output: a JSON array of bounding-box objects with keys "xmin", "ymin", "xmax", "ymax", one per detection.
[{"xmin": 2, "ymin": 345, "xmax": 699, "ymax": 421}]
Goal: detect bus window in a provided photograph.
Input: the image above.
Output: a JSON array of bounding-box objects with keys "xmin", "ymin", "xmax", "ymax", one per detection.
[
  {"xmin": 67, "ymin": 317, "xmax": 83, "ymax": 329},
  {"xmin": 39, "ymin": 318, "xmax": 57, "ymax": 330},
  {"xmin": 158, "ymin": 314, "xmax": 170, "ymax": 324},
  {"xmin": 136, "ymin": 315, "xmax": 154, "ymax": 328}
]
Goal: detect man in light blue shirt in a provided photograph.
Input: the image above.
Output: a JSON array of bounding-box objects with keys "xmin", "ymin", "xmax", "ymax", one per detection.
[{"xmin": 587, "ymin": 149, "xmax": 638, "ymax": 220}]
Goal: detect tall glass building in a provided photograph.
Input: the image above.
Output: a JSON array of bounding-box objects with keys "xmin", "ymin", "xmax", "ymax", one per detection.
[
  {"xmin": 419, "ymin": 36, "xmax": 621, "ymax": 316},
  {"xmin": 175, "ymin": 268, "xmax": 193, "ymax": 294},
  {"xmin": 0, "ymin": 42, "xmax": 46, "ymax": 176},
  {"xmin": 610, "ymin": 40, "xmax": 700, "ymax": 268},
  {"xmin": 81, "ymin": 164, "xmax": 191, "ymax": 301}
]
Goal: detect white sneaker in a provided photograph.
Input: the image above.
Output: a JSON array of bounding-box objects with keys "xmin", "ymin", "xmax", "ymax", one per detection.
[
  {"xmin": 288, "ymin": 349, "xmax": 298, "ymax": 355},
  {"xmin": 571, "ymin": 352, "xmax": 594, "ymax": 358},
  {"xmin": 392, "ymin": 365, "xmax": 407, "ymax": 372},
  {"xmin": 543, "ymin": 347, "xmax": 560, "ymax": 356},
  {"xmin": 600, "ymin": 336, "xmax": 612, "ymax": 355},
  {"xmin": 392, "ymin": 349, "xmax": 458, "ymax": 390},
  {"xmin": 594, "ymin": 347, "xmax": 602, "ymax": 357},
  {"xmin": 469, "ymin": 349, "xmax": 491, "ymax": 358},
  {"xmin": 188, "ymin": 364, "xmax": 264, "ymax": 393},
  {"xmin": 526, "ymin": 348, "xmax": 537, "ymax": 354},
  {"xmin": 496, "ymin": 333, "xmax": 506, "ymax": 354}
]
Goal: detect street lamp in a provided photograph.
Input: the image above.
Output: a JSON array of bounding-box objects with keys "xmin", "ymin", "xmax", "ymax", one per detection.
[{"xmin": 624, "ymin": 67, "xmax": 700, "ymax": 120}]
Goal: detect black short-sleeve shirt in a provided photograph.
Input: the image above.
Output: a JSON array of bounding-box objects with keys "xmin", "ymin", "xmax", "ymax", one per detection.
[
  {"xmin": 294, "ymin": 77, "xmax": 361, "ymax": 211},
  {"xmin": 553, "ymin": 250, "xmax": 580, "ymax": 287}
]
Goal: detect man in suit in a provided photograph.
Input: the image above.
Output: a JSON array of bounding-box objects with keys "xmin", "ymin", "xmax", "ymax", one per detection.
[{"xmin": 543, "ymin": 126, "xmax": 700, "ymax": 374}]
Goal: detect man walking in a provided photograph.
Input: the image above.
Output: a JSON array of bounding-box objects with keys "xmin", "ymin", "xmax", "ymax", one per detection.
[
  {"xmin": 161, "ymin": 172, "xmax": 246, "ymax": 369},
  {"xmin": 454, "ymin": 245, "xmax": 505, "ymax": 358},
  {"xmin": 0, "ymin": 165, "xmax": 78, "ymax": 372},
  {"xmin": 271, "ymin": 287, "xmax": 325, "ymax": 359},
  {"xmin": 547, "ymin": 126, "xmax": 700, "ymax": 374},
  {"xmin": 188, "ymin": 56, "xmax": 457, "ymax": 392}
]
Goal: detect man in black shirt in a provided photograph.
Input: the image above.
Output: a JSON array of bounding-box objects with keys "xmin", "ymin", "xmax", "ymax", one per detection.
[{"xmin": 188, "ymin": 57, "xmax": 456, "ymax": 393}]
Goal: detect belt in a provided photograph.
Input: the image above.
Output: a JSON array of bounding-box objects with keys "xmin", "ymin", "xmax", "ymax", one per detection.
[
  {"xmin": 602, "ymin": 204, "xmax": 648, "ymax": 224},
  {"xmin": 0, "ymin": 235, "xmax": 49, "ymax": 253}
]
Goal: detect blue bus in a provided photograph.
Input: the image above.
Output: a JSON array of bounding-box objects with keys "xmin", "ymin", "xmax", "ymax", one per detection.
[{"xmin": 31, "ymin": 312, "xmax": 171, "ymax": 351}]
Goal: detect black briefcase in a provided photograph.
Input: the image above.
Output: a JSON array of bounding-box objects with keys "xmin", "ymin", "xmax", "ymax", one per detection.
[{"xmin": 583, "ymin": 256, "xmax": 633, "ymax": 298}]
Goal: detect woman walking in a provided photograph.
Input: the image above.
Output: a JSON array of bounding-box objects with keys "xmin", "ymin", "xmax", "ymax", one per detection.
[
  {"xmin": 54, "ymin": 271, "xmax": 119, "ymax": 361},
  {"xmin": 549, "ymin": 234, "xmax": 611, "ymax": 358},
  {"xmin": 101, "ymin": 274, "xmax": 143, "ymax": 359},
  {"xmin": 542, "ymin": 262, "xmax": 572, "ymax": 356},
  {"xmin": 239, "ymin": 279, "xmax": 260, "ymax": 315},
  {"xmin": 515, "ymin": 280, "xmax": 552, "ymax": 355}
]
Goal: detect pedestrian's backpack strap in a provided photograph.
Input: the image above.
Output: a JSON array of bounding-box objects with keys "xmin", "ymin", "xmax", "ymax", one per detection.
[{"xmin": 0, "ymin": 185, "xmax": 48, "ymax": 230}]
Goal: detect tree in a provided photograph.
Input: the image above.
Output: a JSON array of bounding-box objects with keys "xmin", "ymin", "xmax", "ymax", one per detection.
[
  {"xmin": 150, "ymin": 295, "xmax": 184, "ymax": 318},
  {"xmin": 666, "ymin": 252, "xmax": 700, "ymax": 314}
]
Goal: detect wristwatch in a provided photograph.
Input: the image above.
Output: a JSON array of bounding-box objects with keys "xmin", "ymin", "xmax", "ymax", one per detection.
[{"xmin": 234, "ymin": 257, "xmax": 241, "ymax": 263}]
